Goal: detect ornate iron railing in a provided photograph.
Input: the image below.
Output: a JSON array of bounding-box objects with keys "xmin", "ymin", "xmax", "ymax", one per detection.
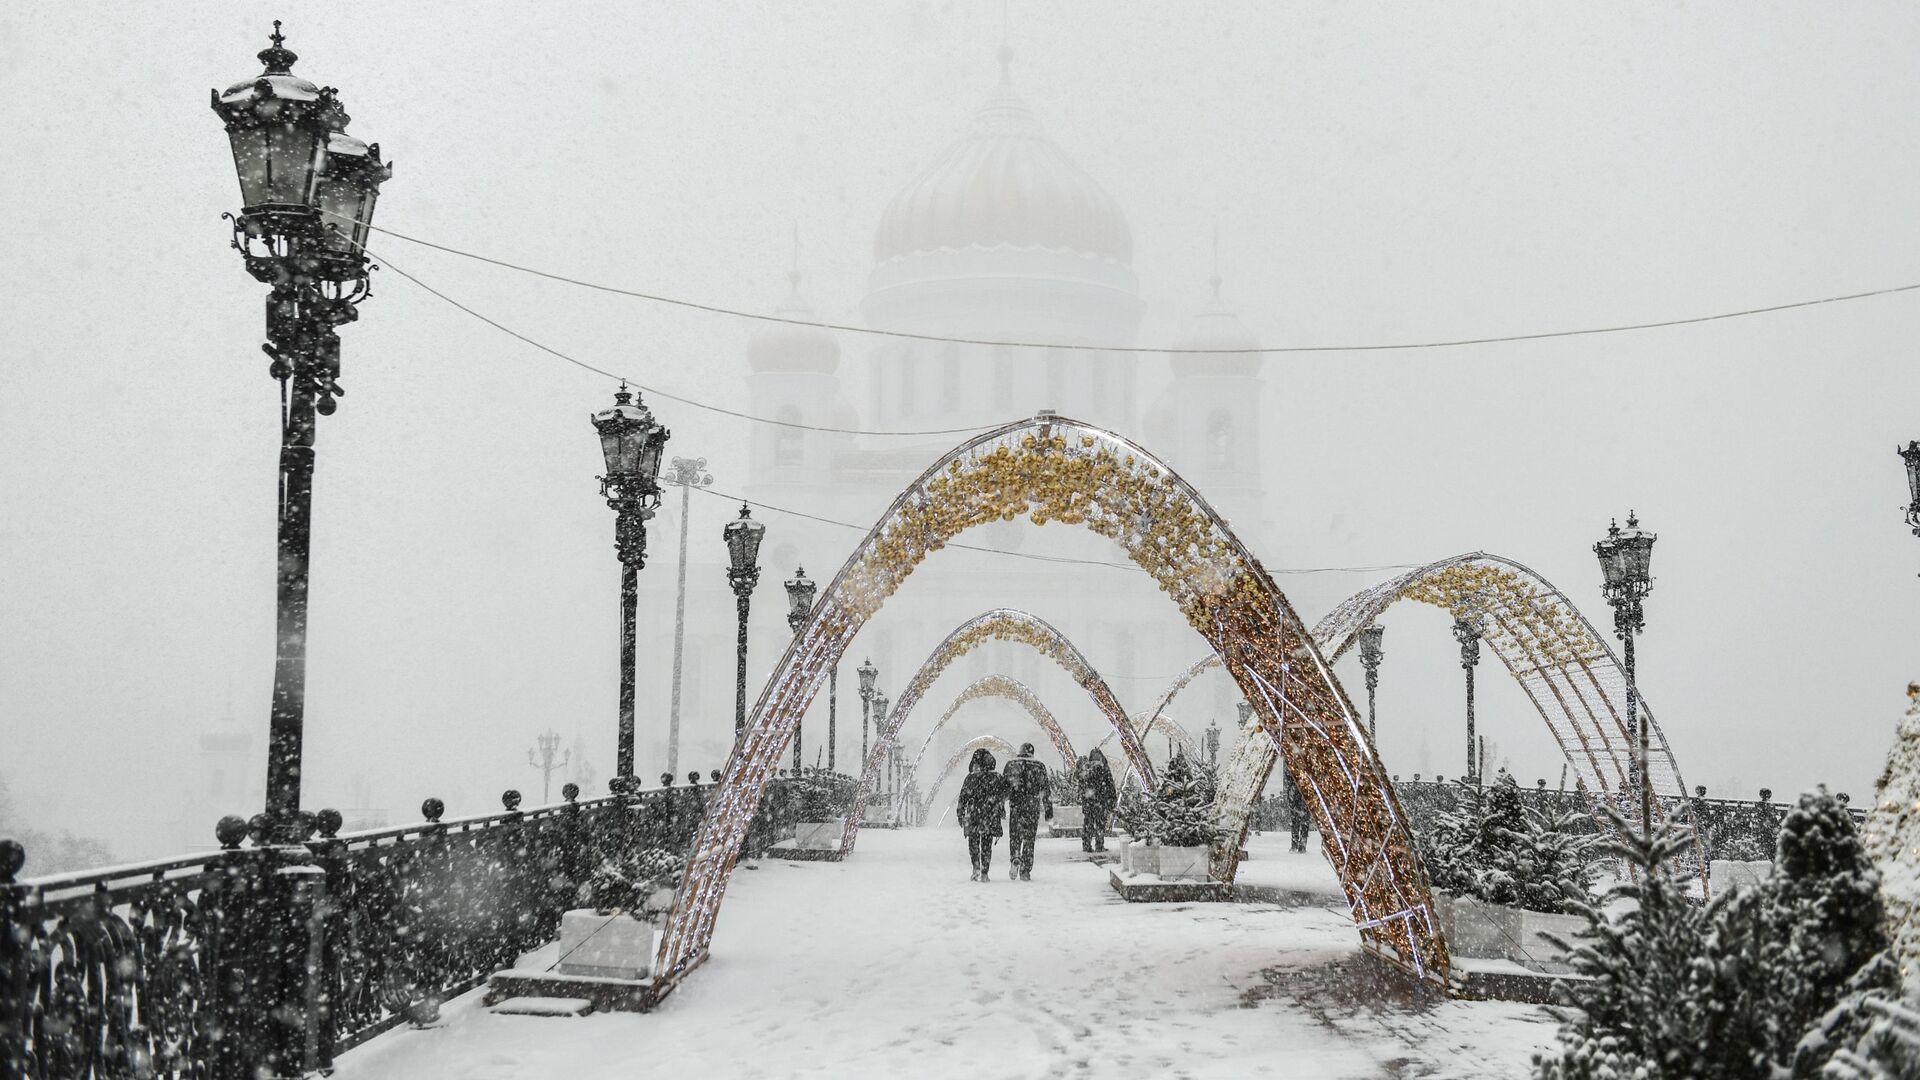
[{"xmin": 1, "ymin": 772, "xmax": 817, "ymax": 1079}]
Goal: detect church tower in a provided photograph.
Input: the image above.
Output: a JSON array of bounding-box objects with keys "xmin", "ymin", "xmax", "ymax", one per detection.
[{"xmin": 1150, "ymin": 258, "xmax": 1266, "ymax": 536}]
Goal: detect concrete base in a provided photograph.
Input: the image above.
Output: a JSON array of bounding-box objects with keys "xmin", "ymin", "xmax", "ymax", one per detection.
[
  {"xmin": 487, "ymin": 996, "xmax": 594, "ymax": 1017},
  {"xmin": 484, "ymin": 969, "xmax": 662, "ymax": 1013},
  {"xmin": 769, "ymin": 840, "xmax": 845, "ymax": 862},
  {"xmin": 1107, "ymin": 868, "xmax": 1231, "ymax": 903}
]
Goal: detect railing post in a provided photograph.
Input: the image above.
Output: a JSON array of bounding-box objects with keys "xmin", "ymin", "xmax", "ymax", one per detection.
[
  {"xmin": 1, "ymin": 838, "xmax": 28, "ymax": 1079},
  {"xmin": 308, "ymin": 808, "xmax": 348, "ymax": 1072},
  {"xmin": 497, "ymin": 789, "xmax": 530, "ymax": 962}
]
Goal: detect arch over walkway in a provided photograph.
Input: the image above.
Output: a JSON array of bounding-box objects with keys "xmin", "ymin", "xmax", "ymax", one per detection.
[
  {"xmin": 656, "ymin": 415, "xmax": 1448, "ymax": 991},
  {"xmin": 846, "ymin": 608, "xmax": 1155, "ymax": 855},
  {"xmin": 911, "ymin": 675, "xmax": 1077, "ymax": 777},
  {"xmin": 919, "ymin": 734, "xmax": 1021, "ymax": 820},
  {"xmin": 1211, "ymin": 551, "xmax": 1705, "ymax": 885}
]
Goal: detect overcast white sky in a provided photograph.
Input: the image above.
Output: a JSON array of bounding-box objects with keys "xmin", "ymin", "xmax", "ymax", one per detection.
[{"xmin": 3, "ymin": 1, "xmax": 1919, "ymax": 860}]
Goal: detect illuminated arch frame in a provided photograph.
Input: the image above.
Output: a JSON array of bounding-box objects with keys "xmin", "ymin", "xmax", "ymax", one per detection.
[
  {"xmin": 655, "ymin": 415, "xmax": 1447, "ymax": 992},
  {"xmin": 1211, "ymin": 551, "xmax": 1705, "ymax": 886},
  {"xmin": 912, "ymin": 675, "xmax": 1077, "ymax": 777},
  {"xmin": 922, "ymin": 734, "xmax": 1021, "ymax": 820},
  {"xmin": 845, "ymin": 608, "xmax": 1157, "ymax": 855},
  {"xmin": 914, "ymin": 687, "xmax": 1074, "ymax": 818}
]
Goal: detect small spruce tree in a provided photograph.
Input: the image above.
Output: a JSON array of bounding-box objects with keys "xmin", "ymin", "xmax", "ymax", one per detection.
[{"xmin": 1145, "ymin": 752, "xmax": 1221, "ymax": 848}]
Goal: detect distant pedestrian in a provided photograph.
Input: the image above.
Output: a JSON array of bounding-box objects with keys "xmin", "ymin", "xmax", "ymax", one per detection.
[
  {"xmin": 957, "ymin": 748, "xmax": 1009, "ymax": 881},
  {"xmin": 1078, "ymin": 749, "xmax": 1117, "ymax": 853},
  {"xmin": 1002, "ymin": 743, "xmax": 1053, "ymax": 880}
]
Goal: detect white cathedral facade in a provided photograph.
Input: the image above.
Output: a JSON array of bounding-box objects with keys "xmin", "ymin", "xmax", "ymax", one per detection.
[{"xmin": 709, "ymin": 51, "xmax": 1269, "ymax": 803}]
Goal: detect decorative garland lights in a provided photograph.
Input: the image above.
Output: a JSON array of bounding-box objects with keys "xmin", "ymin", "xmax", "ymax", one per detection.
[
  {"xmin": 1210, "ymin": 552, "xmax": 1706, "ymax": 891},
  {"xmin": 902, "ymin": 676, "xmax": 1077, "ymax": 820},
  {"xmin": 920, "ymin": 734, "xmax": 1022, "ymax": 819},
  {"xmin": 839, "ymin": 608, "xmax": 1157, "ymax": 857},
  {"xmin": 654, "ymin": 415, "xmax": 1449, "ymax": 990}
]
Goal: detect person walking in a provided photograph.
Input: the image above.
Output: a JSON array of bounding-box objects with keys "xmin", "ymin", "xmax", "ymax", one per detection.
[
  {"xmin": 1078, "ymin": 748, "xmax": 1117, "ymax": 853},
  {"xmin": 957, "ymin": 747, "xmax": 1009, "ymax": 881},
  {"xmin": 1002, "ymin": 743, "xmax": 1053, "ymax": 881}
]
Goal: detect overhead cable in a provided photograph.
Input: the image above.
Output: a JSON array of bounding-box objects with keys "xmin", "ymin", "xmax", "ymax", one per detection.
[{"xmin": 353, "ymin": 216, "xmax": 1920, "ymax": 355}]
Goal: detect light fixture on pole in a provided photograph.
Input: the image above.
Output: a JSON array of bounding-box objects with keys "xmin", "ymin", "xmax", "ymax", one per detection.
[
  {"xmin": 1357, "ymin": 624, "xmax": 1385, "ymax": 743},
  {"xmin": 784, "ymin": 566, "xmax": 817, "ymax": 771},
  {"xmin": 1451, "ymin": 616, "xmax": 1482, "ymax": 785},
  {"xmin": 858, "ymin": 658, "xmax": 878, "ymax": 767},
  {"xmin": 663, "ymin": 457, "xmax": 712, "ymax": 776},
  {"xmin": 213, "ymin": 22, "xmax": 391, "ymax": 844},
  {"xmin": 1901, "ymin": 442, "xmax": 1920, "ymax": 571},
  {"xmin": 724, "ymin": 504, "xmax": 766, "ymax": 743},
  {"xmin": 1595, "ymin": 511, "xmax": 1657, "ymax": 833},
  {"xmin": 592, "ymin": 384, "xmax": 670, "ymax": 793}
]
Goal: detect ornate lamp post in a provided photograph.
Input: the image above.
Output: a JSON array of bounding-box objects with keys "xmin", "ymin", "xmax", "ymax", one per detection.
[
  {"xmin": 858, "ymin": 658, "xmax": 878, "ymax": 768},
  {"xmin": 527, "ymin": 730, "xmax": 570, "ymax": 804},
  {"xmin": 724, "ymin": 504, "xmax": 766, "ymax": 743},
  {"xmin": 213, "ymin": 23, "xmax": 391, "ymax": 842},
  {"xmin": 784, "ymin": 566, "xmax": 817, "ymax": 771},
  {"xmin": 591, "ymin": 385, "xmax": 671, "ymax": 793},
  {"xmin": 1595, "ymin": 512, "xmax": 1657, "ymax": 832},
  {"xmin": 873, "ymin": 691, "xmax": 892, "ymax": 797},
  {"xmin": 1204, "ymin": 719, "xmax": 1221, "ymax": 768},
  {"xmin": 1900, "ymin": 442, "xmax": 1920, "ymax": 569},
  {"xmin": 664, "ymin": 457, "xmax": 712, "ymax": 775},
  {"xmin": 1451, "ymin": 616, "xmax": 1482, "ymax": 785},
  {"xmin": 1357, "ymin": 624, "xmax": 1385, "ymax": 743}
]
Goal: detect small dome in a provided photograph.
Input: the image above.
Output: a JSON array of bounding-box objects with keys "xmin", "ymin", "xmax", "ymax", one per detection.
[
  {"xmin": 1171, "ymin": 275, "xmax": 1261, "ymax": 377},
  {"xmin": 749, "ymin": 271, "xmax": 841, "ymax": 375},
  {"xmin": 874, "ymin": 49, "xmax": 1132, "ymax": 264}
]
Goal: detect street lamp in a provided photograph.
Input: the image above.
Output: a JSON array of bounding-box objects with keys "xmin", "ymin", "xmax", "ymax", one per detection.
[
  {"xmin": 663, "ymin": 457, "xmax": 712, "ymax": 776},
  {"xmin": 1595, "ymin": 512, "xmax": 1657, "ymax": 833},
  {"xmin": 872, "ymin": 691, "xmax": 892, "ymax": 797},
  {"xmin": 858, "ymin": 658, "xmax": 878, "ymax": 768},
  {"xmin": 724, "ymin": 503, "xmax": 766, "ymax": 742},
  {"xmin": 592, "ymin": 384, "xmax": 671, "ymax": 793},
  {"xmin": 1451, "ymin": 616, "xmax": 1482, "ymax": 785},
  {"xmin": 213, "ymin": 23, "xmax": 391, "ymax": 842},
  {"xmin": 784, "ymin": 566, "xmax": 817, "ymax": 771},
  {"xmin": 1900, "ymin": 442, "xmax": 1920, "ymax": 558},
  {"xmin": 1357, "ymin": 624, "xmax": 1385, "ymax": 743}
]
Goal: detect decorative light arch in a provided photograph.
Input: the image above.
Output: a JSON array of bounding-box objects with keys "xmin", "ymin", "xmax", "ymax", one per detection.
[
  {"xmin": 846, "ymin": 608, "xmax": 1156, "ymax": 856},
  {"xmin": 1210, "ymin": 552, "xmax": 1706, "ymax": 886},
  {"xmin": 655, "ymin": 415, "xmax": 1447, "ymax": 992},
  {"xmin": 919, "ymin": 734, "xmax": 1020, "ymax": 820},
  {"xmin": 911, "ymin": 675, "xmax": 1077, "ymax": 777}
]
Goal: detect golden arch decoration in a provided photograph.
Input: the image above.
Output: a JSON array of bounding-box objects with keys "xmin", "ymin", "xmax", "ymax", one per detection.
[
  {"xmin": 911, "ymin": 675, "xmax": 1077, "ymax": 777},
  {"xmin": 1210, "ymin": 551, "xmax": 1705, "ymax": 886},
  {"xmin": 921, "ymin": 734, "xmax": 1021, "ymax": 820},
  {"xmin": 844, "ymin": 608, "xmax": 1155, "ymax": 855},
  {"xmin": 654, "ymin": 415, "xmax": 1447, "ymax": 992}
]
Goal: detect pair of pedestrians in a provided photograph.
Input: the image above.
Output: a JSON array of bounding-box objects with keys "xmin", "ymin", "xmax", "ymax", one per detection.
[{"xmin": 955, "ymin": 744, "xmax": 1052, "ymax": 880}]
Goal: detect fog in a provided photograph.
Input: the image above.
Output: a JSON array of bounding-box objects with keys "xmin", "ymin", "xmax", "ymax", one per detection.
[{"xmin": 3, "ymin": 0, "xmax": 1917, "ymax": 863}]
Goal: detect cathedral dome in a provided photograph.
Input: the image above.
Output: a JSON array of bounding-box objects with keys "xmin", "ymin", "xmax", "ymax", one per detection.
[
  {"xmin": 748, "ymin": 269, "xmax": 841, "ymax": 375},
  {"xmin": 874, "ymin": 49, "xmax": 1132, "ymax": 265}
]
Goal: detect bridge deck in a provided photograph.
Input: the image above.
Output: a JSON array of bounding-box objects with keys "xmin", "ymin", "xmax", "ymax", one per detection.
[{"xmin": 332, "ymin": 830, "xmax": 1555, "ymax": 1078}]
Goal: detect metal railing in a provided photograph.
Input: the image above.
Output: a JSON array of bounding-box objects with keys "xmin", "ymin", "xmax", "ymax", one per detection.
[{"xmin": 0, "ymin": 770, "xmax": 843, "ymax": 1079}]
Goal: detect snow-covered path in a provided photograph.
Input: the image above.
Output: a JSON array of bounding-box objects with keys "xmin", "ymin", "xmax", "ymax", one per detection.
[{"xmin": 333, "ymin": 829, "xmax": 1556, "ymax": 1079}]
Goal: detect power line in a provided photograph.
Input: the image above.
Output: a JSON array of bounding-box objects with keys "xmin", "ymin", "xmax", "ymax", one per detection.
[
  {"xmin": 688, "ymin": 483, "xmax": 1420, "ymax": 577},
  {"xmin": 367, "ymin": 245, "xmax": 990, "ymax": 437},
  {"xmin": 356, "ymin": 216, "xmax": 1920, "ymax": 355}
]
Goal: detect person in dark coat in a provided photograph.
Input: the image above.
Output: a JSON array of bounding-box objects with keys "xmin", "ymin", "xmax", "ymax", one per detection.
[
  {"xmin": 1002, "ymin": 743, "xmax": 1053, "ymax": 880},
  {"xmin": 1078, "ymin": 749, "xmax": 1118, "ymax": 853},
  {"xmin": 956, "ymin": 748, "xmax": 1009, "ymax": 881}
]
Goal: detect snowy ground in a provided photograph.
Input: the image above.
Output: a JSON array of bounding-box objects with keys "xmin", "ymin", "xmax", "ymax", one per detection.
[{"xmin": 333, "ymin": 828, "xmax": 1558, "ymax": 1079}]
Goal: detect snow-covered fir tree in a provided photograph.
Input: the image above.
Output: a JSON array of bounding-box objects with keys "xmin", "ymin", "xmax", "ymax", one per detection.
[
  {"xmin": 1420, "ymin": 771, "xmax": 1599, "ymax": 914},
  {"xmin": 1534, "ymin": 815, "xmax": 1711, "ymax": 1079},
  {"xmin": 1860, "ymin": 684, "xmax": 1920, "ymax": 993},
  {"xmin": 1142, "ymin": 752, "xmax": 1221, "ymax": 847}
]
